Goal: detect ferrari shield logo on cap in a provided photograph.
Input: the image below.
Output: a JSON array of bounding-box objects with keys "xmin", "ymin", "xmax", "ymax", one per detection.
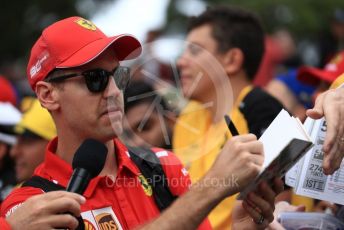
[{"xmin": 75, "ymin": 18, "xmax": 97, "ymax": 31}]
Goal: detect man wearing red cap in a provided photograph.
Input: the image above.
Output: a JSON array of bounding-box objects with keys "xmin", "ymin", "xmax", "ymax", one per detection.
[
  {"xmin": 0, "ymin": 16, "xmax": 281, "ymax": 230},
  {"xmin": 269, "ymin": 49, "xmax": 344, "ymax": 177},
  {"xmin": 297, "ymin": 50, "xmax": 344, "ymax": 176},
  {"xmin": 298, "ymin": 50, "xmax": 344, "ymax": 100}
]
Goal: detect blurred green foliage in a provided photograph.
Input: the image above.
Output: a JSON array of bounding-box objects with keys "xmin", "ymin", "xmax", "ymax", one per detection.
[
  {"xmin": 166, "ymin": 0, "xmax": 344, "ymax": 38},
  {"xmin": 207, "ymin": 0, "xmax": 344, "ymax": 36},
  {"xmin": 1, "ymin": 0, "xmax": 343, "ymax": 71},
  {"xmin": 0, "ymin": 0, "xmax": 111, "ymax": 70},
  {"xmin": 1, "ymin": 1, "xmax": 79, "ymax": 67}
]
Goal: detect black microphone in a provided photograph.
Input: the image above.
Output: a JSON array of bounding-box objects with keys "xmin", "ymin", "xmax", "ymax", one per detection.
[{"xmin": 66, "ymin": 138, "xmax": 108, "ymax": 195}]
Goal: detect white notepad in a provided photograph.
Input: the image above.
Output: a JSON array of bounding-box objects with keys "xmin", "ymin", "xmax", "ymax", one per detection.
[{"xmin": 238, "ymin": 109, "xmax": 313, "ymax": 199}]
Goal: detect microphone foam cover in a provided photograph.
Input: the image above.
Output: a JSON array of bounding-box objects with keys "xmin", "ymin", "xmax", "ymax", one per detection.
[{"xmin": 72, "ymin": 138, "xmax": 108, "ymax": 178}]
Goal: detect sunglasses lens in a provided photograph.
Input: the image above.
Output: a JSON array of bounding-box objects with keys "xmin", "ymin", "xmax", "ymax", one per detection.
[
  {"xmin": 83, "ymin": 67, "xmax": 130, "ymax": 93},
  {"xmin": 84, "ymin": 70, "xmax": 109, "ymax": 93},
  {"xmin": 114, "ymin": 67, "xmax": 131, "ymax": 90}
]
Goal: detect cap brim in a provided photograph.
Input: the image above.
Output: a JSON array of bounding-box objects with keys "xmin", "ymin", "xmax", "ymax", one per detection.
[
  {"xmin": 57, "ymin": 34, "xmax": 142, "ymax": 68},
  {"xmin": 14, "ymin": 125, "xmax": 42, "ymax": 139},
  {"xmin": 297, "ymin": 66, "xmax": 340, "ymax": 85},
  {"xmin": 0, "ymin": 133, "xmax": 16, "ymax": 145},
  {"xmin": 0, "ymin": 124, "xmax": 17, "ymax": 145},
  {"xmin": 330, "ymin": 73, "xmax": 344, "ymax": 89},
  {"xmin": 0, "ymin": 124, "xmax": 16, "ymax": 135}
]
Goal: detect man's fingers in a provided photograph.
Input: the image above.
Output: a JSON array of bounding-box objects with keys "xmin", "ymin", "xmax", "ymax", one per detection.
[
  {"xmin": 305, "ymin": 88, "xmax": 344, "ymax": 175},
  {"xmin": 323, "ymin": 135, "xmax": 344, "ymax": 175},
  {"xmin": 44, "ymin": 214, "xmax": 79, "ymax": 230},
  {"xmin": 315, "ymin": 89, "xmax": 344, "ymax": 174},
  {"xmin": 306, "ymin": 92, "xmax": 325, "ymax": 119},
  {"xmin": 230, "ymin": 133, "xmax": 257, "ymax": 143},
  {"xmin": 242, "ymin": 141, "xmax": 264, "ymax": 156},
  {"xmin": 242, "ymin": 200, "xmax": 269, "ymax": 229},
  {"xmin": 256, "ymin": 182, "xmax": 276, "ymax": 208},
  {"xmin": 294, "ymin": 205, "xmax": 306, "ymax": 212},
  {"xmin": 247, "ymin": 192, "xmax": 274, "ymax": 223},
  {"xmin": 31, "ymin": 191, "xmax": 85, "ymax": 204},
  {"xmin": 227, "ymin": 139, "xmax": 264, "ymax": 158},
  {"xmin": 322, "ymin": 94, "xmax": 341, "ymax": 152},
  {"xmin": 306, "ymin": 109, "xmax": 323, "ymax": 119},
  {"xmin": 240, "ymin": 141, "xmax": 265, "ymax": 168},
  {"xmin": 323, "ymin": 142, "xmax": 339, "ymax": 174},
  {"xmin": 47, "ymin": 197, "xmax": 82, "ymax": 217},
  {"xmin": 50, "ymin": 191, "xmax": 86, "ymax": 204},
  {"xmin": 323, "ymin": 118, "xmax": 344, "ymax": 174},
  {"xmin": 248, "ymin": 154, "xmax": 264, "ymax": 168},
  {"xmin": 272, "ymin": 177, "xmax": 284, "ymax": 194}
]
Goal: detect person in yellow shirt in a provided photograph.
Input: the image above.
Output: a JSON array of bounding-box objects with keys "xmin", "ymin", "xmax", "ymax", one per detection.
[{"xmin": 173, "ymin": 5, "xmax": 305, "ymax": 229}]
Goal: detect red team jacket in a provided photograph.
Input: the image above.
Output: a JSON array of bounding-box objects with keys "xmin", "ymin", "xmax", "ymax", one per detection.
[{"xmin": 1, "ymin": 138, "xmax": 211, "ymax": 229}]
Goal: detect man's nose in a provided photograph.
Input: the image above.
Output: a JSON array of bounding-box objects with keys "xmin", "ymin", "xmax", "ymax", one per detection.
[
  {"xmin": 103, "ymin": 77, "xmax": 121, "ymax": 98},
  {"xmin": 177, "ymin": 54, "xmax": 186, "ymax": 69}
]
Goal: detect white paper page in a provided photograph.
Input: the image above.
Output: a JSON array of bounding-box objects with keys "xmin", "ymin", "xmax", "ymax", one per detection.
[
  {"xmin": 259, "ymin": 109, "xmax": 311, "ymax": 169},
  {"xmin": 293, "ymin": 83, "xmax": 344, "ymax": 204},
  {"xmin": 295, "ymin": 117, "xmax": 344, "ymax": 205},
  {"xmin": 285, "ymin": 118, "xmax": 315, "ymax": 187},
  {"xmin": 238, "ymin": 109, "xmax": 313, "ymax": 199}
]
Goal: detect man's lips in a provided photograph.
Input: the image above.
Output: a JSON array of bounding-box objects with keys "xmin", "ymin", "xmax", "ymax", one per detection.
[
  {"xmin": 180, "ymin": 73, "xmax": 192, "ymax": 82},
  {"xmin": 101, "ymin": 107, "xmax": 122, "ymax": 116}
]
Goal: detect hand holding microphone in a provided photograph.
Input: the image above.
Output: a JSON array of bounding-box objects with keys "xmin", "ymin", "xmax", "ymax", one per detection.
[
  {"xmin": 65, "ymin": 138, "xmax": 108, "ymax": 229},
  {"xmin": 7, "ymin": 139, "xmax": 108, "ymax": 230}
]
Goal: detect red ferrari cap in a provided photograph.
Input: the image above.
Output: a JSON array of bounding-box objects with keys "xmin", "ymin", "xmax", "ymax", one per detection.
[
  {"xmin": 298, "ymin": 51, "xmax": 344, "ymax": 85},
  {"xmin": 27, "ymin": 16, "xmax": 142, "ymax": 90}
]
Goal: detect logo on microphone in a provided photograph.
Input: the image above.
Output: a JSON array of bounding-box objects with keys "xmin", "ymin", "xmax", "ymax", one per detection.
[{"xmin": 138, "ymin": 174, "xmax": 152, "ymax": 196}]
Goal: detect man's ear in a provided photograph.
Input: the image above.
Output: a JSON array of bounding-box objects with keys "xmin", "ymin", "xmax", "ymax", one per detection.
[
  {"xmin": 222, "ymin": 48, "xmax": 244, "ymax": 75},
  {"xmin": 35, "ymin": 81, "xmax": 60, "ymax": 111}
]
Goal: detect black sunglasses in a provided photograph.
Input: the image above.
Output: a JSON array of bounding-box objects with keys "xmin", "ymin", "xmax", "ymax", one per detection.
[{"xmin": 46, "ymin": 66, "xmax": 131, "ymax": 93}]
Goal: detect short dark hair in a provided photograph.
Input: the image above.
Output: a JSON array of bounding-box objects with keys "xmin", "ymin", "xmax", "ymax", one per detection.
[
  {"xmin": 188, "ymin": 5, "xmax": 265, "ymax": 79},
  {"xmin": 124, "ymin": 81, "xmax": 169, "ymax": 113}
]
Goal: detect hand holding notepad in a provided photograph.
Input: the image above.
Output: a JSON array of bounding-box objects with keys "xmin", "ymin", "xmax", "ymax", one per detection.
[{"xmin": 238, "ymin": 109, "xmax": 314, "ymax": 199}]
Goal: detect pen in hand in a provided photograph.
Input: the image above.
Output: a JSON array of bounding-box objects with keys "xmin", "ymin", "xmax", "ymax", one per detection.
[{"xmin": 224, "ymin": 115, "xmax": 239, "ymax": 136}]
